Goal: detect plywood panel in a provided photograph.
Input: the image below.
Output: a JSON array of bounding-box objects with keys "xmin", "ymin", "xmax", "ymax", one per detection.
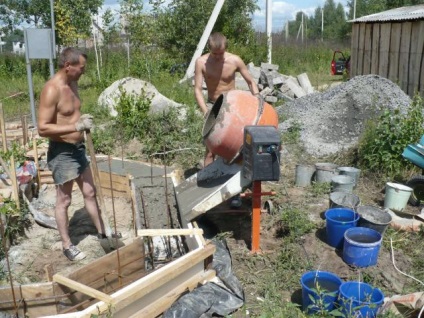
[
  {"xmin": 371, "ymin": 23, "xmax": 380, "ymax": 74},
  {"xmin": 408, "ymin": 21, "xmax": 424, "ymax": 96},
  {"xmin": 357, "ymin": 23, "xmax": 366, "ymax": 75},
  {"xmin": 350, "ymin": 23, "xmax": 360, "ymax": 77},
  {"xmin": 363, "ymin": 23, "xmax": 373, "ymax": 74},
  {"xmin": 389, "ymin": 23, "xmax": 402, "ymax": 83},
  {"xmin": 379, "ymin": 23, "xmax": 391, "ymax": 78},
  {"xmin": 99, "ymin": 171, "xmax": 131, "ymax": 199},
  {"xmin": 399, "ymin": 21, "xmax": 412, "ymax": 93}
]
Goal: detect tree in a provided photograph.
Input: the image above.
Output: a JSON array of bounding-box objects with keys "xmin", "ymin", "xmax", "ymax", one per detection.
[
  {"xmin": 152, "ymin": 0, "xmax": 259, "ymax": 62},
  {"xmin": 0, "ymin": 0, "xmax": 102, "ymax": 45}
]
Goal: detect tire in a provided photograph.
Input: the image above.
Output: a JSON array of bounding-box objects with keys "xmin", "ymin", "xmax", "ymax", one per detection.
[{"xmin": 406, "ymin": 175, "xmax": 424, "ymax": 206}]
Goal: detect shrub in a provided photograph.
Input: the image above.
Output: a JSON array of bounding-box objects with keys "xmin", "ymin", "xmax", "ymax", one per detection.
[{"xmin": 358, "ymin": 94, "xmax": 424, "ymax": 177}]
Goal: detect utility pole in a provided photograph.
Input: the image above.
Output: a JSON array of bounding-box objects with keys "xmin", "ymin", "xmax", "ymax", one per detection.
[
  {"xmin": 321, "ymin": 8, "xmax": 324, "ymax": 42},
  {"xmin": 353, "ymin": 0, "xmax": 357, "ymax": 19},
  {"xmin": 266, "ymin": 0, "xmax": 272, "ymax": 63}
]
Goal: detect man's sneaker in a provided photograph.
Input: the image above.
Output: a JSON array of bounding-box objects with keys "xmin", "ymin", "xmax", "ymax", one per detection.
[
  {"xmin": 230, "ymin": 195, "xmax": 242, "ymax": 208},
  {"xmin": 63, "ymin": 245, "xmax": 86, "ymax": 261}
]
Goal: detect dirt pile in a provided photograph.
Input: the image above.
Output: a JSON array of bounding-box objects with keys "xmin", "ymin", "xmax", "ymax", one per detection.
[{"xmin": 277, "ymin": 75, "xmax": 412, "ymax": 157}]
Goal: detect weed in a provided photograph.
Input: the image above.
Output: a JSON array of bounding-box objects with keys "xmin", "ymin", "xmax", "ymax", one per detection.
[
  {"xmin": 310, "ymin": 182, "xmax": 332, "ymax": 197},
  {"xmin": 306, "ymin": 282, "xmax": 344, "ymax": 316}
]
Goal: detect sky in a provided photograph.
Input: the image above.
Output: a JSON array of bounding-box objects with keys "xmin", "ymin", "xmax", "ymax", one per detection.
[{"xmin": 100, "ymin": 0, "xmax": 350, "ymax": 32}]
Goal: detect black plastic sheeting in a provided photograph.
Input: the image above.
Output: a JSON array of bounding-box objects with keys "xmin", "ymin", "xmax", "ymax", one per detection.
[{"xmin": 163, "ymin": 238, "xmax": 244, "ymax": 318}]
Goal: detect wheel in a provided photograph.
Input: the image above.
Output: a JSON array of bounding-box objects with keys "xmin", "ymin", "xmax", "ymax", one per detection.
[
  {"xmin": 262, "ymin": 200, "xmax": 275, "ymax": 215},
  {"xmin": 406, "ymin": 175, "xmax": 424, "ymax": 206}
]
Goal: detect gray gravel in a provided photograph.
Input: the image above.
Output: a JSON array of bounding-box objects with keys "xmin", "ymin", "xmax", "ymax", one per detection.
[{"xmin": 277, "ymin": 75, "xmax": 412, "ymax": 157}]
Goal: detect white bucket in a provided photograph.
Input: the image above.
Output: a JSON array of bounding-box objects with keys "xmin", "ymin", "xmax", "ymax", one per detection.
[{"xmin": 384, "ymin": 182, "xmax": 413, "ymax": 212}]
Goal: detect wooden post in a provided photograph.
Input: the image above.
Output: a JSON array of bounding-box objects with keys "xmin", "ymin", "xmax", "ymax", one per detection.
[
  {"xmin": 85, "ymin": 132, "xmax": 112, "ymax": 237},
  {"xmin": 21, "ymin": 116, "xmax": 28, "ymax": 146},
  {"xmin": 0, "ymin": 103, "xmax": 7, "ymax": 152},
  {"xmin": 9, "ymin": 156, "xmax": 20, "ymax": 210},
  {"xmin": 32, "ymin": 138, "xmax": 41, "ymax": 186}
]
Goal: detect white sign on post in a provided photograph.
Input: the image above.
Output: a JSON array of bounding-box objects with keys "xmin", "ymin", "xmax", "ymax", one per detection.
[{"xmin": 24, "ymin": 28, "xmax": 55, "ymax": 129}]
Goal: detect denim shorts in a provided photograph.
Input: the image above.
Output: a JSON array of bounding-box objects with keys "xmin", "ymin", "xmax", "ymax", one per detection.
[{"xmin": 47, "ymin": 140, "xmax": 90, "ymax": 185}]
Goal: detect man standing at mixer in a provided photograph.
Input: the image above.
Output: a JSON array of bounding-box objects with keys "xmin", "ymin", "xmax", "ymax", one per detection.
[
  {"xmin": 194, "ymin": 32, "xmax": 259, "ymax": 167},
  {"xmin": 194, "ymin": 32, "xmax": 259, "ymax": 207}
]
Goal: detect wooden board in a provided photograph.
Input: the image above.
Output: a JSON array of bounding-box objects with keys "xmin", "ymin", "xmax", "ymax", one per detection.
[
  {"xmin": 378, "ymin": 23, "xmax": 391, "ymax": 78},
  {"xmin": 0, "ymin": 282, "xmax": 58, "ymax": 317},
  {"xmin": 388, "ymin": 23, "xmax": 401, "ymax": 82},
  {"xmin": 370, "ymin": 23, "xmax": 380, "ymax": 74},
  {"xmin": 55, "ymin": 237, "xmax": 146, "ymax": 313},
  {"xmin": 357, "ymin": 23, "xmax": 366, "ymax": 75},
  {"xmin": 350, "ymin": 23, "xmax": 360, "ymax": 77},
  {"xmin": 399, "ymin": 21, "xmax": 412, "ymax": 93},
  {"xmin": 363, "ymin": 23, "xmax": 373, "ymax": 74},
  {"xmin": 409, "ymin": 21, "xmax": 424, "ymax": 96},
  {"xmin": 99, "ymin": 170, "xmax": 131, "ymax": 199}
]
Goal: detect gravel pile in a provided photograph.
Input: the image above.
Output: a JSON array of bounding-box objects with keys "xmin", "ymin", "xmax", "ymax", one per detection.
[{"xmin": 276, "ymin": 75, "xmax": 412, "ymax": 157}]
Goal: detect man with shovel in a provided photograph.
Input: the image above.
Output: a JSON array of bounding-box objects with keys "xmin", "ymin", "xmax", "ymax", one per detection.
[
  {"xmin": 194, "ymin": 32, "xmax": 259, "ymax": 207},
  {"xmin": 38, "ymin": 47, "xmax": 107, "ymax": 261}
]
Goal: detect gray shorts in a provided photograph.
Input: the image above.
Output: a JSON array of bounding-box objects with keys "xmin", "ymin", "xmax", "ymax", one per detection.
[{"xmin": 47, "ymin": 140, "xmax": 90, "ymax": 185}]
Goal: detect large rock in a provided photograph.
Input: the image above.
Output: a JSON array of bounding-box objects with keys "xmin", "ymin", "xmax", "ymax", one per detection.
[{"xmin": 98, "ymin": 77, "xmax": 185, "ymax": 117}]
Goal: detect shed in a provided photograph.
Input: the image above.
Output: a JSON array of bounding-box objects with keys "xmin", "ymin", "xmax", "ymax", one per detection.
[{"xmin": 350, "ymin": 5, "xmax": 424, "ymax": 97}]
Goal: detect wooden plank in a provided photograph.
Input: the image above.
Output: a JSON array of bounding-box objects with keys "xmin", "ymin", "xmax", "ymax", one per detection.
[
  {"xmin": 399, "ymin": 21, "xmax": 412, "ymax": 93},
  {"xmin": 0, "ymin": 282, "xmax": 58, "ymax": 317},
  {"xmin": 350, "ymin": 24, "xmax": 359, "ymax": 77},
  {"xmin": 137, "ymin": 228, "xmax": 204, "ymax": 237},
  {"xmin": 356, "ymin": 23, "xmax": 366, "ymax": 75},
  {"xmin": 409, "ymin": 21, "xmax": 424, "ymax": 96},
  {"xmin": 371, "ymin": 23, "xmax": 380, "ymax": 74},
  {"xmin": 379, "ymin": 23, "xmax": 391, "ymax": 78},
  {"xmin": 129, "ymin": 269, "xmax": 216, "ymax": 318},
  {"xmin": 363, "ymin": 23, "xmax": 373, "ymax": 74},
  {"xmin": 53, "ymin": 274, "xmax": 114, "ymax": 304},
  {"xmin": 98, "ymin": 170, "xmax": 131, "ymax": 199},
  {"xmin": 388, "ymin": 23, "xmax": 402, "ymax": 83},
  {"xmin": 40, "ymin": 170, "xmax": 53, "ymax": 177}
]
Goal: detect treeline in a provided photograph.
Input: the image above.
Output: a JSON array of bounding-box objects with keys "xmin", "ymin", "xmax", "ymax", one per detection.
[{"xmin": 1, "ymin": 0, "xmax": 424, "ymax": 64}]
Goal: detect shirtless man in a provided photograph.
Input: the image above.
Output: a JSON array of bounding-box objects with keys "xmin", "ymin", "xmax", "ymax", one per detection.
[
  {"xmin": 194, "ymin": 32, "xmax": 259, "ymax": 167},
  {"xmin": 38, "ymin": 47, "xmax": 106, "ymax": 261},
  {"xmin": 194, "ymin": 33, "xmax": 259, "ymax": 207}
]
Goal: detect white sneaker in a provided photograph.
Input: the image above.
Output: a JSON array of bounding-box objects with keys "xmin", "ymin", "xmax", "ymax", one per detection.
[
  {"xmin": 230, "ymin": 195, "xmax": 242, "ymax": 208},
  {"xmin": 63, "ymin": 245, "xmax": 86, "ymax": 261}
]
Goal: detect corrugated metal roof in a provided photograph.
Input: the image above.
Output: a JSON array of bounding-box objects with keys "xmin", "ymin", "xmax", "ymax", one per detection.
[{"xmin": 349, "ymin": 4, "xmax": 424, "ymax": 23}]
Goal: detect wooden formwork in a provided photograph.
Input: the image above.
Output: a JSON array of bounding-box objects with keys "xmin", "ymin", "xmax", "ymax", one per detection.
[{"xmin": 0, "ymin": 228, "xmax": 214, "ymax": 317}]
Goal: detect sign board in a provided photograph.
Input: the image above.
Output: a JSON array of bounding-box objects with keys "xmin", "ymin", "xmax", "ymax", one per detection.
[{"xmin": 25, "ymin": 28, "xmax": 53, "ymax": 59}]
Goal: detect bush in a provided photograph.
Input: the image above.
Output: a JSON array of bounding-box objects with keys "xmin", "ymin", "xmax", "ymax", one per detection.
[{"xmin": 358, "ymin": 94, "xmax": 424, "ymax": 177}]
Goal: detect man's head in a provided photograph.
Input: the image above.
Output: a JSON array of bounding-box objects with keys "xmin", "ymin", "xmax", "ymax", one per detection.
[
  {"xmin": 208, "ymin": 32, "xmax": 227, "ymax": 61},
  {"xmin": 58, "ymin": 47, "xmax": 87, "ymax": 80}
]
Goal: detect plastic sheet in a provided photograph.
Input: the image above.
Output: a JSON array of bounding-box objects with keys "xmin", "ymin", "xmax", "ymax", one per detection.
[{"xmin": 163, "ymin": 238, "xmax": 244, "ymax": 318}]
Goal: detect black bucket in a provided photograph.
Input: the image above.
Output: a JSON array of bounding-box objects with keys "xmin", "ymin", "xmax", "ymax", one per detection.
[
  {"xmin": 329, "ymin": 191, "xmax": 360, "ymax": 209},
  {"xmin": 356, "ymin": 205, "xmax": 392, "ymax": 235}
]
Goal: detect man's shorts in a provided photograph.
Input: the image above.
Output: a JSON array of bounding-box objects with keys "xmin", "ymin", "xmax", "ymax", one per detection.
[{"xmin": 47, "ymin": 140, "xmax": 90, "ymax": 185}]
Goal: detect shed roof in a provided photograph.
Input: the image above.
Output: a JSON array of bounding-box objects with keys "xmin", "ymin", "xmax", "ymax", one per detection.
[{"xmin": 350, "ymin": 4, "xmax": 424, "ymax": 23}]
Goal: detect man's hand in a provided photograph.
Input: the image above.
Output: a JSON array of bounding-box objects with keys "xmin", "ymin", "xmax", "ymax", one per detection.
[{"xmin": 75, "ymin": 114, "xmax": 94, "ymax": 132}]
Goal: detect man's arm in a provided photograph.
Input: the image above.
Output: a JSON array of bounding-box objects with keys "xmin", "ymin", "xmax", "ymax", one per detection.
[
  {"xmin": 236, "ymin": 56, "xmax": 259, "ymax": 96},
  {"xmin": 37, "ymin": 84, "xmax": 78, "ymax": 137},
  {"xmin": 194, "ymin": 58, "xmax": 209, "ymax": 115}
]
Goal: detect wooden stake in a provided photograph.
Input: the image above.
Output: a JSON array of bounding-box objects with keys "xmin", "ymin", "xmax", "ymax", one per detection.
[
  {"xmin": 32, "ymin": 138, "xmax": 41, "ymax": 186},
  {"xmin": 9, "ymin": 156, "xmax": 20, "ymax": 210},
  {"xmin": 85, "ymin": 131, "xmax": 112, "ymax": 237},
  {"xmin": 21, "ymin": 116, "xmax": 28, "ymax": 146},
  {"xmin": 0, "ymin": 103, "xmax": 7, "ymax": 152}
]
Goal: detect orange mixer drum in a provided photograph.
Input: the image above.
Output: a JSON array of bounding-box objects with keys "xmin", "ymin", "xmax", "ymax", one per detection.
[{"xmin": 202, "ymin": 90, "xmax": 279, "ymax": 163}]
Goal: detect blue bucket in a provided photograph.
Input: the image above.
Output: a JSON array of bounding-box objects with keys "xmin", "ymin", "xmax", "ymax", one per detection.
[
  {"xmin": 325, "ymin": 208, "xmax": 359, "ymax": 249},
  {"xmin": 300, "ymin": 271, "xmax": 343, "ymax": 314},
  {"xmin": 339, "ymin": 281, "xmax": 384, "ymax": 317},
  {"xmin": 343, "ymin": 227, "xmax": 382, "ymax": 267}
]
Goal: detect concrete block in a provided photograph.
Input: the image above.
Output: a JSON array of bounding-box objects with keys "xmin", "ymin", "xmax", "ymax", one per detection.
[
  {"xmin": 261, "ymin": 62, "xmax": 279, "ymax": 71},
  {"xmin": 297, "ymin": 73, "xmax": 314, "ymax": 94},
  {"xmin": 265, "ymin": 96, "xmax": 278, "ymax": 103},
  {"xmin": 286, "ymin": 77, "xmax": 306, "ymax": 98}
]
